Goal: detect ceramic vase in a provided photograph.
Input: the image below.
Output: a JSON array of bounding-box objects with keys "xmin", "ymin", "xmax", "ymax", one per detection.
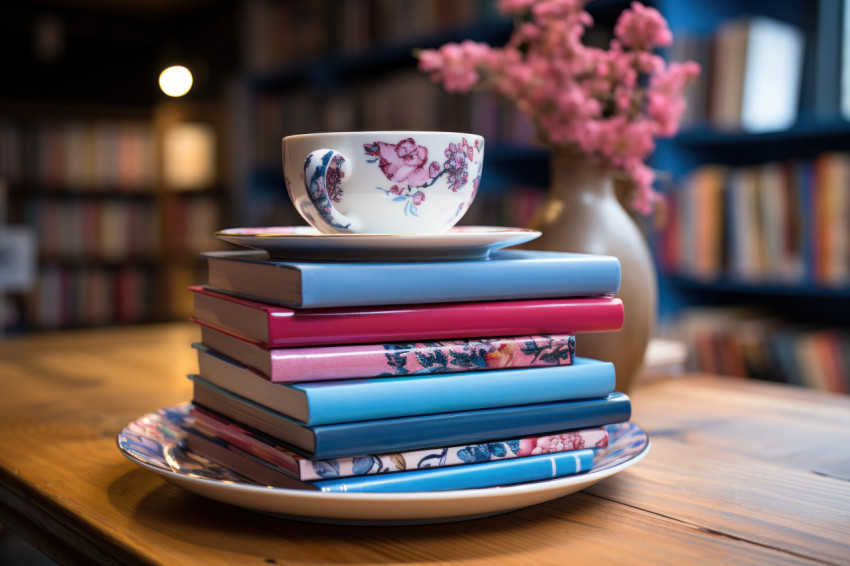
[{"xmin": 525, "ymin": 154, "xmax": 657, "ymax": 393}]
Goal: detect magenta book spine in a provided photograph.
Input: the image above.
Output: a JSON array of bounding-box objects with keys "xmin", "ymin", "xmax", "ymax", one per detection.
[{"xmin": 268, "ymin": 335, "xmax": 576, "ymax": 382}]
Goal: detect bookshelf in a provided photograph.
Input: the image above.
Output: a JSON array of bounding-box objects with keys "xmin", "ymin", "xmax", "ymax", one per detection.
[
  {"xmin": 0, "ymin": 0, "xmax": 240, "ymax": 333},
  {"xmin": 0, "ymin": 99, "xmax": 230, "ymax": 331},
  {"xmin": 652, "ymin": 0, "xmax": 850, "ymax": 392}
]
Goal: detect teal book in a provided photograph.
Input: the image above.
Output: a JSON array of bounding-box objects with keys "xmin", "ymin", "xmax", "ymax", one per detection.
[
  {"xmin": 185, "ymin": 427, "xmax": 595, "ymax": 493},
  {"xmin": 190, "ymin": 375, "xmax": 631, "ymax": 459},
  {"xmin": 194, "ymin": 343, "xmax": 615, "ymax": 425},
  {"xmin": 203, "ymin": 249, "xmax": 621, "ymax": 308}
]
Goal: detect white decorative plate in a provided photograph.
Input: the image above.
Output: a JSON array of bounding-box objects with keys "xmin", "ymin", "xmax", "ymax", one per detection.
[
  {"xmin": 117, "ymin": 404, "xmax": 649, "ymax": 526},
  {"xmin": 214, "ymin": 226, "xmax": 541, "ymax": 261}
]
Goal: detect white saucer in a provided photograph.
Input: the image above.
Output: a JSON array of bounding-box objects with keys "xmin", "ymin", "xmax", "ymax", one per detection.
[
  {"xmin": 117, "ymin": 404, "xmax": 649, "ymax": 526},
  {"xmin": 214, "ymin": 226, "xmax": 541, "ymax": 261}
]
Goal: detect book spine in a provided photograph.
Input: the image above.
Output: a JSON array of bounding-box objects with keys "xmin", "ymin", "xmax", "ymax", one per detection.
[
  {"xmin": 311, "ymin": 392, "xmax": 631, "ymax": 459},
  {"xmin": 268, "ymin": 335, "xmax": 576, "ymax": 382},
  {"xmin": 265, "ymin": 297, "xmax": 624, "ymax": 348},
  {"xmin": 192, "ymin": 404, "xmax": 608, "ymax": 481},
  {"xmin": 299, "ymin": 255, "xmax": 621, "ymax": 308},
  {"xmin": 298, "ymin": 357, "xmax": 615, "ymax": 425},
  {"xmin": 312, "ymin": 448, "xmax": 596, "ymax": 493}
]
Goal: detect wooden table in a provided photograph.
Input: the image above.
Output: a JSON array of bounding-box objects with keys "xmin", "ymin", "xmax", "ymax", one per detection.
[{"xmin": 1, "ymin": 322, "xmax": 848, "ymax": 565}]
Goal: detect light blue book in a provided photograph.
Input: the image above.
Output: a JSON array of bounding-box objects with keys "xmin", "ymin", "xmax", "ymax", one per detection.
[
  {"xmin": 203, "ymin": 249, "xmax": 621, "ymax": 308},
  {"xmin": 194, "ymin": 343, "xmax": 616, "ymax": 426},
  {"xmin": 314, "ymin": 447, "xmax": 595, "ymax": 492},
  {"xmin": 190, "ymin": 375, "xmax": 632, "ymax": 459}
]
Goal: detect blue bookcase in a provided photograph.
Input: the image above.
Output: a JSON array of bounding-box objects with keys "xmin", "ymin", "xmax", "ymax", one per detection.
[{"xmin": 651, "ymin": 0, "xmax": 850, "ymax": 390}]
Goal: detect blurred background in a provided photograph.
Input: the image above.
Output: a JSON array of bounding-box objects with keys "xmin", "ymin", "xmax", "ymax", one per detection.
[{"xmin": 1, "ymin": 0, "xmax": 849, "ymax": 394}]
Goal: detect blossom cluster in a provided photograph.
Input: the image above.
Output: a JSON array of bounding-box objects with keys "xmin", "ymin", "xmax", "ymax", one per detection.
[{"xmin": 417, "ymin": 0, "xmax": 700, "ymax": 213}]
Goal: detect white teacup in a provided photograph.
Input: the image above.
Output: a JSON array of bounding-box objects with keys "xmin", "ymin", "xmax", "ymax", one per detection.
[{"xmin": 282, "ymin": 131, "xmax": 485, "ymax": 234}]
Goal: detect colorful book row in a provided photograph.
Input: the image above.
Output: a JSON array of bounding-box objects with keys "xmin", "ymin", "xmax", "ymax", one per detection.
[
  {"xmin": 28, "ymin": 265, "xmax": 155, "ymax": 329},
  {"xmin": 0, "ymin": 118, "xmax": 156, "ymax": 191},
  {"xmin": 24, "ymin": 199, "xmax": 159, "ymax": 262},
  {"xmin": 185, "ymin": 247, "xmax": 628, "ymax": 490},
  {"xmin": 194, "ymin": 343, "xmax": 613, "ymax": 426},
  {"xmin": 658, "ymin": 153, "xmax": 850, "ymax": 288},
  {"xmin": 674, "ymin": 307, "xmax": 850, "ymax": 394}
]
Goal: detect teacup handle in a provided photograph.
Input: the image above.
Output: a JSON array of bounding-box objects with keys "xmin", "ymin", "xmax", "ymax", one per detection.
[{"xmin": 303, "ymin": 149, "xmax": 359, "ymax": 232}]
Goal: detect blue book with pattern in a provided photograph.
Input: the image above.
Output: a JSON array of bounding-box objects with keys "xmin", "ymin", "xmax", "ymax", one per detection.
[
  {"xmin": 194, "ymin": 343, "xmax": 615, "ymax": 426},
  {"xmin": 186, "ymin": 426, "xmax": 595, "ymax": 493}
]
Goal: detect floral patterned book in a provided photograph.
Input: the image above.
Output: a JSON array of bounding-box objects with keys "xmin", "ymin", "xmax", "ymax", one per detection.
[
  {"xmin": 198, "ymin": 324, "xmax": 576, "ymax": 382},
  {"xmin": 189, "ymin": 404, "xmax": 609, "ymax": 482},
  {"xmin": 194, "ymin": 344, "xmax": 615, "ymax": 426},
  {"xmin": 185, "ymin": 428, "xmax": 596, "ymax": 492},
  {"xmin": 189, "ymin": 285, "xmax": 624, "ymax": 348}
]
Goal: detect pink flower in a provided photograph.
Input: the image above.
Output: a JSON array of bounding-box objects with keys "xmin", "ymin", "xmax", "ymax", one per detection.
[
  {"xmin": 614, "ymin": 2, "xmax": 673, "ymax": 50},
  {"xmin": 518, "ymin": 433, "xmax": 587, "ymax": 456},
  {"xmin": 363, "ymin": 138, "xmax": 433, "ymax": 187},
  {"xmin": 484, "ymin": 342, "xmax": 521, "ymax": 368},
  {"xmin": 411, "ymin": 191, "xmax": 426, "ymax": 205},
  {"xmin": 416, "ymin": 40, "xmax": 491, "ymax": 93},
  {"xmin": 415, "ymin": 0, "xmax": 699, "ymax": 214}
]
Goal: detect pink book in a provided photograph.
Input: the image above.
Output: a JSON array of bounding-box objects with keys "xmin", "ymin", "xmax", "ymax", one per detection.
[
  {"xmin": 197, "ymin": 323, "xmax": 576, "ymax": 382},
  {"xmin": 189, "ymin": 286, "xmax": 624, "ymax": 348},
  {"xmin": 189, "ymin": 405, "xmax": 610, "ymax": 482}
]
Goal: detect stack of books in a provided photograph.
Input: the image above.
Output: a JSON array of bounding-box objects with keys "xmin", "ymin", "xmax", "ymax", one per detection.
[{"xmin": 184, "ymin": 248, "xmax": 630, "ymax": 492}]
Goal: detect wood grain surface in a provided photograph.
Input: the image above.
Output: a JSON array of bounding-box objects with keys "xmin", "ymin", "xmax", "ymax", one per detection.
[{"xmin": 0, "ymin": 322, "xmax": 848, "ymax": 565}]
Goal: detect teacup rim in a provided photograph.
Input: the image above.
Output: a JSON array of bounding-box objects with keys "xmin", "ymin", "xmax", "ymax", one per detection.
[{"xmin": 282, "ymin": 131, "xmax": 485, "ymax": 142}]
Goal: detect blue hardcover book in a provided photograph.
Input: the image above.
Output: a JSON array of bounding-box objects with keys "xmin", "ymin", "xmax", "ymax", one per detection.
[
  {"xmin": 314, "ymin": 447, "xmax": 595, "ymax": 492},
  {"xmin": 190, "ymin": 375, "xmax": 631, "ymax": 459},
  {"xmin": 194, "ymin": 343, "xmax": 615, "ymax": 426},
  {"xmin": 186, "ymin": 427, "xmax": 595, "ymax": 493},
  {"xmin": 202, "ymin": 249, "xmax": 621, "ymax": 308}
]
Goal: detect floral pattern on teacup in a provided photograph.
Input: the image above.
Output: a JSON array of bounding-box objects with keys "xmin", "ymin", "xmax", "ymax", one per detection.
[
  {"xmin": 364, "ymin": 136, "xmax": 483, "ymax": 217},
  {"xmin": 304, "ymin": 151, "xmax": 351, "ymax": 230}
]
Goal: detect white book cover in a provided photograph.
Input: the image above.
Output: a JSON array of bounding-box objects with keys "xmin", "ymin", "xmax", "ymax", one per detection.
[{"xmin": 740, "ymin": 17, "xmax": 804, "ymax": 133}]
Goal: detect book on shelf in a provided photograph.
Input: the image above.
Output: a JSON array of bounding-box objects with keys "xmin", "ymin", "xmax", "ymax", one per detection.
[
  {"xmin": 660, "ymin": 153, "xmax": 850, "ymax": 288},
  {"xmin": 190, "ymin": 375, "xmax": 632, "ymax": 459},
  {"xmin": 674, "ymin": 307, "xmax": 850, "ymax": 393},
  {"xmin": 185, "ymin": 428, "xmax": 596, "ymax": 493},
  {"xmin": 197, "ymin": 324, "xmax": 576, "ymax": 382},
  {"xmin": 193, "ymin": 343, "xmax": 616, "ymax": 426},
  {"xmin": 202, "ymin": 249, "xmax": 621, "ymax": 309},
  {"xmin": 190, "ymin": 286, "xmax": 624, "ymax": 348},
  {"xmin": 190, "ymin": 404, "xmax": 609, "ymax": 482},
  {"xmin": 711, "ymin": 16, "xmax": 804, "ymax": 132}
]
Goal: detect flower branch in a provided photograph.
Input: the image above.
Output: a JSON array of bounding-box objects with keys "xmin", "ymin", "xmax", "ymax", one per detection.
[{"xmin": 416, "ymin": 0, "xmax": 700, "ymax": 214}]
